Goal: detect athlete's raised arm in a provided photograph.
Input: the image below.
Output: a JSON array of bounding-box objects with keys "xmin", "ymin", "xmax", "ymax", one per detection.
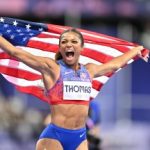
[
  {"xmin": 86, "ymin": 46, "xmax": 145, "ymax": 78},
  {"xmin": 0, "ymin": 36, "xmax": 59, "ymax": 74}
]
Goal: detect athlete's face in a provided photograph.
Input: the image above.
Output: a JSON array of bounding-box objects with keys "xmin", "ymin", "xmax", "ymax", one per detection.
[{"xmin": 59, "ymin": 32, "xmax": 83, "ymax": 68}]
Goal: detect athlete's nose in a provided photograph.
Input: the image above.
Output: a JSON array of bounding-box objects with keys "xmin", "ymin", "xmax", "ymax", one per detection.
[{"xmin": 66, "ymin": 41, "xmax": 72, "ymax": 47}]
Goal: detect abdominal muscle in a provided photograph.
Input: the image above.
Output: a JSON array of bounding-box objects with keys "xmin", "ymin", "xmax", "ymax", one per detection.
[{"xmin": 50, "ymin": 104, "xmax": 89, "ymax": 129}]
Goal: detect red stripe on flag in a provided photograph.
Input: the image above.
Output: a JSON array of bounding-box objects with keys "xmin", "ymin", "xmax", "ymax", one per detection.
[
  {"xmin": 0, "ymin": 53, "xmax": 17, "ymax": 60},
  {"xmin": 92, "ymin": 80, "xmax": 103, "ymax": 91},
  {"xmin": 0, "ymin": 65, "xmax": 41, "ymax": 80},
  {"xmin": 37, "ymin": 33, "xmax": 60, "ymax": 39},
  {"xmin": 16, "ymin": 86, "xmax": 49, "ymax": 103},
  {"xmin": 27, "ymin": 40, "xmax": 59, "ymax": 53}
]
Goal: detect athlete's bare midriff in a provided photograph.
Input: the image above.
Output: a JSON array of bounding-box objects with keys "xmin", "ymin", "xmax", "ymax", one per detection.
[{"xmin": 50, "ymin": 104, "xmax": 89, "ymax": 129}]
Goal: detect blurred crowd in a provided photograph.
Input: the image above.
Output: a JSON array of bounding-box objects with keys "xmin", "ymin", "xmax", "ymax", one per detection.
[
  {"xmin": 0, "ymin": 0, "xmax": 149, "ymax": 18},
  {"xmin": 0, "ymin": 76, "xmax": 48, "ymax": 150},
  {"xmin": 0, "ymin": 95, "xmax": 43, "ymax": 149}
]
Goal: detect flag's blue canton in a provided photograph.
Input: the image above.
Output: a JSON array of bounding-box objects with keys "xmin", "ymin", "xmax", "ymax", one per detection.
[{"xmin": 0, "ymin": 17, "xmax": 48, "ymax": 46}]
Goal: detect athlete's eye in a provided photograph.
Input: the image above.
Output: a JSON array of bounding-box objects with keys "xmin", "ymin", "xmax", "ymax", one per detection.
[
  {"xmin": 72, "ymin": 40, "xmax": 78, "ymax": 44},
  {"xmin": 61, "ymin": 40, "xmax": 66, "ymax": 44}
]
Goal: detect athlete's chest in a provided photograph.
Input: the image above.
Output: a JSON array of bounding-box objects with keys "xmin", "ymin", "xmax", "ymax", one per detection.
[{"xmin": 61, "ymin": 69, "xmax": 92, "ymax": 101}]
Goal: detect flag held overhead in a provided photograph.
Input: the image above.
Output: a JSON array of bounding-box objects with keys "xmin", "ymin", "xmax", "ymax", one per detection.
[{"xmin": 0, "ymin": 17, "xmax": 149, "ymax": 103}]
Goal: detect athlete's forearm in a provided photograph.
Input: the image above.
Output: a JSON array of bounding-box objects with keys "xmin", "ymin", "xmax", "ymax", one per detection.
[
  {"xmin": 0, "ymin": 36, "xmax": 45, "ymax": 72},
  {"xmin": 110, "ymin": 46, "xmax": 143, "ymax": 69},
  {"xmin": 0, "ymin": 36, "xmax": 21, "ymax": 57},
  {"xmin": 89, "ymin": 46, "xmax": 144, "ymax": 78}
]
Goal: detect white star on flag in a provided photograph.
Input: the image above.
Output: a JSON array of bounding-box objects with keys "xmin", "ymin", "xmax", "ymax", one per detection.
[
  {"xmin": 13, "ymin": 20, "xmax": 18, "ymax": 26},
  {"xmin": 26, "ymin": 24, "xmax": 31, "ymax": 31},
  {"xmin": 0, "ymin": 17, "xmax": 4, "ymax": 22}
]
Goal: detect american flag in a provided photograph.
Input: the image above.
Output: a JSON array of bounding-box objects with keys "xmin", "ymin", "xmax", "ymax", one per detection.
[{"xmin": 0, "ymin": 17, "xmax": 149, "ymax": 103}]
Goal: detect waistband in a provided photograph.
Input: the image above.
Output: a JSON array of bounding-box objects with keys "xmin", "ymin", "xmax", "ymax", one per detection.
[{"xmin": 50, "ymin": 123, "xmax": 86, "ymax": 133}]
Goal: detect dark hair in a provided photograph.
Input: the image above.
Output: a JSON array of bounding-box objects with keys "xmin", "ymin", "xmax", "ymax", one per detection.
[{"xmin": 55, "ymin": 28, "xmax": 84, "ymax": 61}]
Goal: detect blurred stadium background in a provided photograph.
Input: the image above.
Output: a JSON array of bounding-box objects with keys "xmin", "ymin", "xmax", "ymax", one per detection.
[{"xmin": 0, "ymin": 0, "xmax": 150, "ymax": 149}]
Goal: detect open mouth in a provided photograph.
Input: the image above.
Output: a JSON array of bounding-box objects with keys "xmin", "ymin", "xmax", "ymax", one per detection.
[{"xmin": 65, "ymin": 51, "xmax": 75, "ymax": 58}]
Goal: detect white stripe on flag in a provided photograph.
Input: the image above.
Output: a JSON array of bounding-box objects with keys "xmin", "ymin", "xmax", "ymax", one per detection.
[
  {"xmin": 42, "ymin": 32, "xmax": 60, "ymax": 37},
  {"xmin": 91, "ymin": 88, "xmax": 99, "ymax": 98},
  {"xmin": 84, "ymin": 43, "xmax": 124, "ymax": 57},
  {"xmin": 31, "ymin": 37, "xmax": 59, "ymax": 45},
  {"xmin": 0, "ymin": 59, "xmax": 41, "ymax": 75},
  {"xmin": 81, "ymin": 32, "xmax": 117, "ymax": 41},
  {"xmin": 17, "ymin": 46, "xmax": 56, "ymax": 58},
  {"xmin": 2, "ymin": 74, "xmax": 44, "ymax": 88},
  {"xmin": 93, "ymin": 76, "xmax": 109, "ymax": 84}
]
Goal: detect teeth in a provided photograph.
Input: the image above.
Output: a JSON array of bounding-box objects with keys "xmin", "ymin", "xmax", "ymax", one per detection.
[{"xmin": 65, "ymin": 49, "xmax": 74, "ymax": 52}]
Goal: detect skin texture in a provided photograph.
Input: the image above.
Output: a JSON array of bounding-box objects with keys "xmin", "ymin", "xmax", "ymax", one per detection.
[{"xmin": 0, "ymin": 29, "xmax": 146, "ymax": 150}]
